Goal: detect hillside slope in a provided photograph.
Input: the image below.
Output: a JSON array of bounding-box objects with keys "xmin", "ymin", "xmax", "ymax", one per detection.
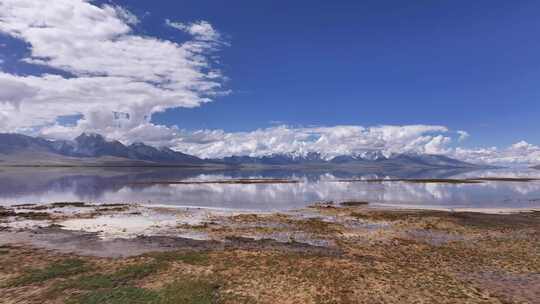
[
  {"xmin": 0, "ymin": 133, "xmax": 212, "ymax": 167},
  {"xmin": 218, "ymin": 152, "xmax": 484, "ymax": 169}
]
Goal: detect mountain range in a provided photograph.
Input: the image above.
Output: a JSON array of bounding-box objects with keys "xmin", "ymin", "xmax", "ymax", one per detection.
[
  {"xmin": 0, "ymin": 133, "xmax": 485, "ymax": 169},
  {"xmin": 218, "ymin": 151, "xmax": 481, "ymax": 169},
  {"xmin": 0, "ymin": 133, "xmax": 206, "ymax": 167}
]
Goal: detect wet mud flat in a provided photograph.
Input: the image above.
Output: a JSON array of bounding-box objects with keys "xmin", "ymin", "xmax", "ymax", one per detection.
[{"xmin": 0, "ymin": 202, "xmax": 539, "ymax": 304}]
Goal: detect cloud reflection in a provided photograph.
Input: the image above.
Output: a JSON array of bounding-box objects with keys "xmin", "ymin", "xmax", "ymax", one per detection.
[{"xmin": 0, "ymin": 169, "xmax": 539, "ymax": 211}]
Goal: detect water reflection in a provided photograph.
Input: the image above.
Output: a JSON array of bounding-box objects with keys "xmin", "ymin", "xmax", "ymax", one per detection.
[{"xmin": 0, "ymin": 167, "xmax": 539, "ymax": 211}]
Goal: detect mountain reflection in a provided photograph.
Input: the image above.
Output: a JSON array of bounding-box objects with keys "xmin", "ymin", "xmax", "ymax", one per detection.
[{"xmin": 0, "ymin": 168, "xmax": 539, "ymax": 211}]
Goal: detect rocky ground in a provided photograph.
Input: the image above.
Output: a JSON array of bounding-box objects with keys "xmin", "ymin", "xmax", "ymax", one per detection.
[{"xmin": 0, "ymin": 202, "xmax": 539, "ymax": 304}]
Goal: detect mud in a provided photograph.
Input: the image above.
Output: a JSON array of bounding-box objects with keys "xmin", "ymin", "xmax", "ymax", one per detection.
[{"xmin": 0, "ymin": 226, "xmax": 340, "ymax": 259}]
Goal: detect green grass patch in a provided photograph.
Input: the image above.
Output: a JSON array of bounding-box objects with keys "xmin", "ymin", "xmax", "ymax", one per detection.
[
  {"xmin": 50, "ymin": 260, "xmax": 163, "ymax": 295},
  {"xmin": 58, "ymin": 274, "xmax": 115, "ymax": 291},
  {"xmin": 67, "ymin": 278, "xmax": 218, "ymax": 304},
  {"xmin": 150, "ymin": 251, "xmax": 210, "ymax": 266},
  {"xmin": 6, "ymin": 259, "xmax": 88, "ymax": 287},
  {"xmin": 51, "ymin": 253, "xmax": 217, "ymax": 304},
  {"xmin": 74, "ymin": 286, "xmax": 159, "ymax": 304},
  {"xmin": 110, "ymin": 261, "xmax": 162, "ymax": 284},
  {"xmin": 157, "ymin": 279, "xmax": 218, "ymax": 304}
]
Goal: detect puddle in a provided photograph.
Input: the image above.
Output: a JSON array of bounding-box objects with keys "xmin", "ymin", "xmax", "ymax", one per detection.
[{"xmin": 243, "ymin": 231, "xmax": 336, "ymax": 248}]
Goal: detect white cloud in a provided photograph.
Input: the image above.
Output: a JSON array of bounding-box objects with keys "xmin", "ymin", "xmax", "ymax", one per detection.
[
  {"xmin": 0, "ymin": 1, "xmax": 538, "ymax": 167},
  {"xmin": 453, "ymin": 141, "xmax": 540, "ymax": 166},
  {"xmin": 457, "ymin": 130, "xmax": 469, "ymax": 142},
  {"xmin": 169, "ymin": 124, "xmax": 453, "ymax": 159},
  {"xmin": 0, "ymin": 0, "xmax": 227, "ymax": 135},
  {"xmin": 165, "ymin": 125, "xmax": 539, "ymax": 166},
  {"xmin": 166, "ymin": 20, "xmax": 221, "ymax": 42},
  {"xmin": 0, "ymin": 78, "xmax": 39, "ymax": 107},
  {"xmin": 108, "ymin": 5, "xmax": 140, "ymax": 25}
]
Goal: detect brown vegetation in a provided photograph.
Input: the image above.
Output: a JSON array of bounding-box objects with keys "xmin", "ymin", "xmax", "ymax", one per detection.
[{"xmin": 1, "ymin": 205, "xmax": 539, "ymax": 303}]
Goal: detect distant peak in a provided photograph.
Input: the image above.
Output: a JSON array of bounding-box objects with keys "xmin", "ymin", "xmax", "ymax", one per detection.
[
  {"xmin": 130, "ymin": 142, "xmax": 147, "ymax": 147},
  {"xmin": 76, "ymin": 132, "xmax": 105, "ymax": 141}
]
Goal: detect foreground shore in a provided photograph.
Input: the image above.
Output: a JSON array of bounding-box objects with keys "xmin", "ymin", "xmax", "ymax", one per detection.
[{"xmin": 1, "ymin": 202, "xmax": 539, "ymax": 304}]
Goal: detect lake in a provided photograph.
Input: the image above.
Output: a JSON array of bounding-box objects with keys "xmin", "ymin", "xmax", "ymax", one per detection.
[{"xmin": 0, "ymin": 167, "xmax": 539, "ymax": 212}]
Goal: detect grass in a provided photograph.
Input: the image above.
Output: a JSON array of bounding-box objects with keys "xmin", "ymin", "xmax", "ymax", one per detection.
[
  {"xmin": 150, "ymin": 251, "xmax": 210, "ymax": 266},
  {"xmin": 337, "ymin": 178, "xmax": 483, "ymax": 184},
  {"xmin": 468, "ymin": 177, "xmax": 540, "ymax": 182},
  {"xmin": 157, "ymin": 279, "xmax": 218, "ymax": 304},
  {"xmin": 55, "ymin": 261, "xmax": 162, "ymax": 293},
  {"xmin": 48, "ymin": 251, "xmax": 216, "ymax": 304},
  {"xmin": 295, "ymin": 218, "xmax": 343, "ymax": 234},
  {"xmin": 0, "ymin": 246, "xmax": 10, "ymax": 255},
  {"xmin": 96, "ymin": 206, "xmax": 129, "ymax": 212},
  {"xmin": 340, "ymin": 201, "xmax": 369, "ymax": 207},
  {"xmin": 54, "ymin": 251, "xmax": 210, "ymax": 293},
  {"xmin": 132, "ymin": 179, "xmax": 300, "ymax": 185},
  {"xmin": 6, "ymin": 259, "xmax": 88, "ymax": 287},
  {"xmin": 12, "ymin": 211, "xmax": 52, "ymax": 220},
  {"xmin": 51, "ymin": 202, "xmax": 91, "ymax": 208},
  {"xmin": 399, "ymin": 179, "xmax": 482, "ymax": 184},
  {"xmin": 63, "ymin": 267, "xmax": 217, "ymax": 304},
  {"xmin": 74, "ymin": 287, "xmax": 159, "ymax": 304},
  {"xmin": 0, "ymin": 209, "xmax": 16, "ymax": 217},
  {"xmin": 68, "ymin": 274, "xmax": 116, "ymax": 290},
  {"xmin": 72, "ymin": 279, "xmax": 218, "ymax": 304},
  {"xmin": 110, "ymin": 261, "xmax": 162, "ymax": 283},
  {"xmin": 339, "ymin": 177, "xmax": 540, "ymax": 184},
  {"xmin": 350, "ymin": 210, "xmax": 442, "ymax": 222},
  {"xmin": 350, "ymin": 209, "xmax": 540, "ymax": 231}
]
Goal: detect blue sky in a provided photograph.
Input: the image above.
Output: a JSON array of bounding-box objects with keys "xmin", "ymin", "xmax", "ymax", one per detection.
[
  {"xmin": 120, "ymin": 0, "xmax": 540, "ymax": 147},
  {"xmin": 0, "ymin": 0, "xmax": 539, "ymax": 163}
]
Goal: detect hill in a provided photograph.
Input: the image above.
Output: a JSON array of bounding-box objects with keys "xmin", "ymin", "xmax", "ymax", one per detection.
[
  {"xmin": 218, "ymin": 151, "xmax": 484, "ymax": 169},
  {"xmin": 1, "ymin": 133, "xmax": 487, "ymax": 169},
  {"xmin": 0, "ymin": 133, "xmax": 211, "ymax": 167}
]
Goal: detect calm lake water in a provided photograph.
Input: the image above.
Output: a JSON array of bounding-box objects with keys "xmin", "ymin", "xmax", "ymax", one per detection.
[{"xmin": 1, "ymin": 167, "xmax": 540, "ymax": 212}]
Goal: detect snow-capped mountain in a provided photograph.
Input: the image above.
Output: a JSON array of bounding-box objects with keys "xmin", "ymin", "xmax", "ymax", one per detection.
[
  {"xmin": 0, "ymin": 133, "xmax": 205, "ymax": 166},
  {"xmin": 217, "ymin": 151, "xmax": 482, "ymax": 169},
  {"xmin": 0, "ymin": 133, "xmax": 485, "ymax": 168},
  {"xmin": 221, "ymin": 152, "xmax": 326, "ymax": 165}
]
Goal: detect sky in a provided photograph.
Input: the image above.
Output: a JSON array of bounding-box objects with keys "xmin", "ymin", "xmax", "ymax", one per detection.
[{"xmin": 0, "ymin": 0, "xmax": 539, "ymax": 165}]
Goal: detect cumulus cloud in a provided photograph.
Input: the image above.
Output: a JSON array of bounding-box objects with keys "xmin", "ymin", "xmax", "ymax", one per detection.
[
  {"xmin": 166, "ymin": 125, "xmax": 539, "ymax": 166},
  {"xmin": 110, "ymin": 5, "xmax": 140, "ymax": 25},
  {"xmin": 0, "ymin": 0, "xmax": 226, "ymax": 135},
  {"xmin": 0, "ymin": 1, "xmax": 538, "ymax": 167},
  {"xmin": 0, "ymin": 78, "xmax": 39, "ymax": 107},
  {"xmin": 169, "ymin": 125, "xmax": 453, "ymax": 159},
  {"xmin": 453, "ymin": 141, "xmax": 540, "ymax": 166}
]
